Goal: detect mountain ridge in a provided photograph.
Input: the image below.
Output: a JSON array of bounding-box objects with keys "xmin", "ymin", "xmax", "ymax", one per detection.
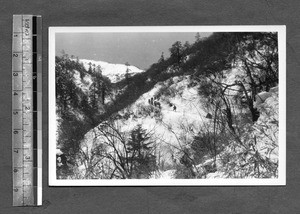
[{"xmin": 80, "ymin": 59, "xmax": 144, "ymax": 83}]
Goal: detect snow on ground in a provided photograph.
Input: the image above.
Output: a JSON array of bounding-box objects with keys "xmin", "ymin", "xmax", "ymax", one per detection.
[
  {"xmin": 73, "ymin": 64, "xmax": 279, "ymax": 179},
  {"xmin": 150, "ymin": 170, "xmax": 176, "ymax": 179},
  {"xmin": 73, "ymin": 70, "xmax": 93, "ymax": 93},
  {"xmin": 200, "ymin": 86, "xmax": 279, "ymax": 179},
  {"xmin": 80, "ymin": 75, "xmax": 208, "ymax": 169},
  {"xmin": 254, "ymin": 86, "xmax": 278, "ymax": 108},
  {"xmin": 205, "ymin": 171, "xmax": 226, "ymax": 179},
  {"xmin": 56, "ymin": 148, "xmax": 63, "ymax": 155},
  {"xmin": 253, "ymin": 86, "xmax": 279, "ymax": 162},
  {"xmin": 80, "ymin": 59, "xmax": 144, "ymax": 83},
  {"xmin": 116, "ymin": 76, "xmax": 207, "ymax": 163}
]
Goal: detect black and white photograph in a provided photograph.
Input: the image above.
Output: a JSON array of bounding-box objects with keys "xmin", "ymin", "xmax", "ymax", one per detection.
[{"xmin": 49, "ymin": 26, "xmax": 286, "ymax": 186}]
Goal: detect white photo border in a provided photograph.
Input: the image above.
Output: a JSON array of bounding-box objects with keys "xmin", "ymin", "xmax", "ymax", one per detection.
[{"xmin": 49, "ymin": 26, "xmax": 286, "ymax": 186}]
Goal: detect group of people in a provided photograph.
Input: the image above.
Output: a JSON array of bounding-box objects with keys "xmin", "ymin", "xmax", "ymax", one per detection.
[
  {"xmin": 148, "ymin": 96, "xmax": 177, "ymax": 111},
  {"xmin": 168, "ymin": 102, "xmax": 177, "ymax": 111},
  {"xmin": 148, "ymin": 97, "xmax": 161, "ymax": 109}
]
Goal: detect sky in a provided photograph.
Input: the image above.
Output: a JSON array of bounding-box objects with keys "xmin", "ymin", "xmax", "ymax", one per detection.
[{"xmin": 55, "ymin": 32, "xmax": 212, "ymax": 70}]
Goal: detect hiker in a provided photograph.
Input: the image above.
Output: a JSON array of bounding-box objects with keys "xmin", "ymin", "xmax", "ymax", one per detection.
[{"xmin": 205, "ymin": 113, "xmax": 212, "ymax": 119}]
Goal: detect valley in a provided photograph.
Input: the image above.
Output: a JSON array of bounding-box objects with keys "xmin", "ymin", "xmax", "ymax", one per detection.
[{"xmin": 55, "ymin": 32, "xmax": 280, "ymax": 180}]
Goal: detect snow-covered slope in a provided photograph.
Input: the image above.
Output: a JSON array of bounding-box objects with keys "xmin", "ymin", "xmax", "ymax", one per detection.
[
  {"xmin": 59, "ymin": 57, "xmax": 279, "ymax": 180},
  {"xmin": 82, "ymin": 75, "xmax": 208, "ymax": 167},
  {"xmin": 201, "ymin": 86, "xmax": 279, "ymax": 179},
  {"xmin": 73, "ymin": 70, "xmax": 93, "ymax": 93},
  {"xmin": 80, "ymin": 59, "xmax": 144, "ymax": 83}
]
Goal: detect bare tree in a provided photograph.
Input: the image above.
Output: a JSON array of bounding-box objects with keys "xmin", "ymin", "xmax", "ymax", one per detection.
[{"xmin": 93, "ymin": 121, "xmax": 157, "ymax": 179}]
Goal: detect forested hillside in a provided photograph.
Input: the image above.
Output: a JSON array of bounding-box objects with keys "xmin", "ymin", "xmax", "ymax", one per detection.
[{"xmin": 55, "ymin": 32, "xmax": 279, "ymax": 179}]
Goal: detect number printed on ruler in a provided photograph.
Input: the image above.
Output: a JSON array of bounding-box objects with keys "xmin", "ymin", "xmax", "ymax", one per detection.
[{"xmin": 12, "ymin": 14, "xmax": 42, "ymax": 206}]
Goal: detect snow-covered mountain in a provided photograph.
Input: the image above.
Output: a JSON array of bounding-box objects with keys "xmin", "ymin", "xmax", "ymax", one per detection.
[
  {"xmin": 80, "ymin": 59, "xmax": 144, "ymax": 83},
  {"xmin": 56, "ymin": 32, "xmax": 280, "ymax": 180},
  {"xmin": 77, "ymin": 73, "xmax": 205, "ymax": 179},
  {"xmin": 76, "ymin": 65, "xmax": 279, "ymax": 179}
]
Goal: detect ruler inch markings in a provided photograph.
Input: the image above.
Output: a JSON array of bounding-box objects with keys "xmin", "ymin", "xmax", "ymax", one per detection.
[{"xmin": 12, "ymin": 14, "xmax": 42, "ymax": 207}]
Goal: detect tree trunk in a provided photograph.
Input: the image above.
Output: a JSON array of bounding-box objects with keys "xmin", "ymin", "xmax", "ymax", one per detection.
[{"xmin": 238, "ymin": 82, "xmax": 260, "ymax": 122}]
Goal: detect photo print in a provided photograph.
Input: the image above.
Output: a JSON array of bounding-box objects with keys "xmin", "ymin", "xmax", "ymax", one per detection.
[{"xmin": 49, "ymin": 26, "xmax": 286, "ymax": 186}]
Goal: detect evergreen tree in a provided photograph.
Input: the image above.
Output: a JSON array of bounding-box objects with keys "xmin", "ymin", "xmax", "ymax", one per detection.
[
  {"xmin": 169, "ymin": 41, "xmax": 184, "ymax": 65},
  {"xmin": 89, "ymin": 72, "xmax": 102, "ymax": 109},
  {"xmin": 127, "ymin": 125, "xmax": 157, "ymax": 178},
  {"xmin": 184, "ymin": 41, "xmax": 191, "ymax": 49},
  {"xmin": 195, "ymin": 32, "xmax": 201, "ymax": 42},
  {"xmin": 96, "ymin": 65, "xmax": 102, "ymax": 77},
  {"xmin": 101, "ymin": 76, "xmax": 111, "ymax": 104},
  {"xmin": 56, "ymin": 56, "xmax": 78, "ymax": 111},
  {"xmin": 88, "ymin": 62, "xmax": 93, "ymax": 73},
  {"xmin": 125, "ymin": 62, "xmax": 130, "ymax": 84},
  {"xmin": 158, "ymin": 52, "xmax": 165, "ymax": 63}
]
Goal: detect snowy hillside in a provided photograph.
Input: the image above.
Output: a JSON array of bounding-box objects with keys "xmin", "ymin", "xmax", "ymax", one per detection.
[
  {"xmin": 56, "ymin": 32, "xmax": 280, "ymax": 181},
  {"xmin": 76, "ymin": 65, "xmax": 279, "ymax": 179},
  {"xmin": 80, "ymin": 59, "xmax": 144, "ymax": 83},
  {"xmin": 81, "ymin": 75, "xmax": 207, "ymax": 172},
  {"xmin": 194, "ymin": 85, "xmax": 279, "ymax": 179}
]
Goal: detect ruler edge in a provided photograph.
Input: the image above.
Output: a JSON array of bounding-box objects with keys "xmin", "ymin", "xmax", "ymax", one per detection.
[
  {"xmin": 12, "ymin": 14, "xmax": 42, "ymax": 207},
  {"xmin": 36, "ymin": 15, "xmax": 42, "ymax": 206}
]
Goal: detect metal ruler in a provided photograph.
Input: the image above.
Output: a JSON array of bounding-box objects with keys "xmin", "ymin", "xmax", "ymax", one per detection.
[{"xmin": 12, "ymin": 15, "xmax": 42, "ymax": 206}]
